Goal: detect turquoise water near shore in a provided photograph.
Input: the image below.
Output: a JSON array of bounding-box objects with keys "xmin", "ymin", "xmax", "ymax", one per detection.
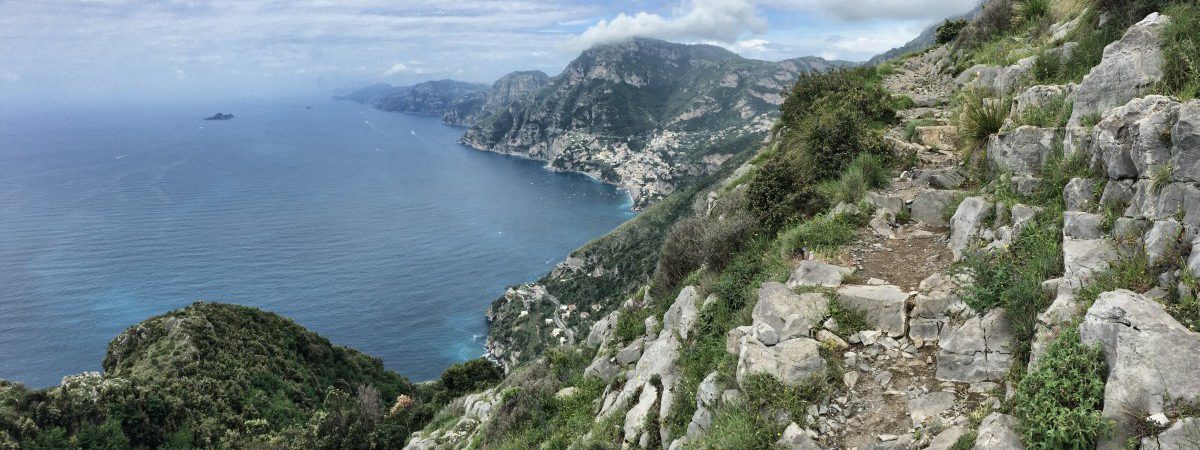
[{"xmin": 0, "ymin": 98, "xmax": 635, "ymax": 387}]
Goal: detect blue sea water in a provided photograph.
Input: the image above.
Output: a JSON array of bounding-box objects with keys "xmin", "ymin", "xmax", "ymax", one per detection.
[{"xmin": 0, "ymin": 98, "xmax": 635, "ymax": 388}]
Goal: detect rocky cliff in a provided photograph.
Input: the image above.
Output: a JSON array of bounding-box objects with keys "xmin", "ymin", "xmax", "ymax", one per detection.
[
  {"xmin": 336, "ymin": 79, "xmax": 489, "ymax": 125},
  {"xmin": 462, "ymin": 38, "xmax": 847, "ymax": 208}
]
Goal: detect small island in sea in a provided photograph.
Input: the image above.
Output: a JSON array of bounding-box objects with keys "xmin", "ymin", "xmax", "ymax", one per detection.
[{"xmin": 202, "ymin": 112, "xmax": 234, "ymax": 120}]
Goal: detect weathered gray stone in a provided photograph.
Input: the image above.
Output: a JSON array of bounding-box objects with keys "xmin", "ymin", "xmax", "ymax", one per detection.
[
  {"xmin": 726, "ymin": 325, "xmax": 752, "ymax": 356},
  {"xmin": 787, "ymin": 260, "xmax": 854, "ymax": 288},
  {"xmin": 616, "ymin": 338, "xmax": 644, "ymax": 366},
  {"xmin": 914, "ymin": 167, "xmax": 967, "ymax": 189},
  {"xmin": 776, "ymin": 422, "xmax": 820, "ymax": 450},
  {"xmin": 1100, "ymin": 178, "xmax": 1135, "ymax": 206},
  {"xmin": 736, "ymin": 336, "xmax": 824, "ymax": 388},
  {"xmin": 623, "ymin": 384, "xmax": 658, "ymax": 447},
  {"xmin": 994, "ymin": 56, "xmax": 1036, "ymax": 94},
  {"xmin": 956, "ymin": 64, "xmax": 1002, "ymax": 87},
  {"xmin": 754, "ymin": 282, "xmax": 828, "ymax": 334},
  {"xmin": 907, "ymin": 391, "xmax": 955, "ymax": 427},
  {"xmin": 911, "ymin": 190, "xmax": 961, "ymax": 227},
  {"xmin": 1190, "ymin": 239, "xmax": 1200, "ymax": 279},
  {"xmin": 1063, "ymin": 238, "xmax": 1117, "ymax": 281},
  {"xmin": 587, "ymin": 310, "xmax": 619, "ymax": 347},
  {"xmin": 1011, "ymin": 204, "xmax": 1040, "ymax": 233},
  {"xmin": 914, "ymin": 125, "xmax": 959, "ymax": 151},
  {"xmin": 697, "ymin": 372, "xmax": 721, "ymax": 409},
  {"xmin": 1010, "ymin": 84, "xmax": 1075, "ymax": 124},
  {"xmin": 836, "ymin": 284, "xmax": 910, "ymax": 337},
  {"xmin": 1070, "ymin": 13, "xmax": 1171, "ymax": 126},
  {"xmin": 1172, "ymin": 100, "xmax": 1200, "ymax": 182},
  {"xmin": 1080, "ymin": 289, "xmax": 1200, "ymax": 450},
  {"xmin": 1012, "ymin": 175, "xmax": 1043, "ymax": 196},
  {"xmin": 937, "ymin": 309, "xmax": 1015, "ymax": 383},
  {"xmin": 928, "ymin": 426, "xmax": 967, "ymax": 450},
  {"xmin": 1144, "ymin": 219, "xmax": 1183, "ymax": 267},
  {"xmin": 1093, "ymin": 95, "xmax": 1180, "ymax": 179},
  {"xmin": 1063, "ymin": 211, "xmax": 1106, "ymax": 239},
  {"xmin": 870, "ymin": 208, "xmax": 896, "ymax": 238},
  {"xmin": 663, "ymin": 286, "xmax": 700, "ymax": 340},
  {"xmin": 867, "ymin": 192, "xmax": 905, "ymax": 214},
  {"xmin": 686, "ymin": 407, "xmax": 712, "ymax": 441},
  {"xmin": 754, "ymin": 322, "xmax": 779, "ymax": 346},
  {"xmin": 1064, "ymin": 177, "xmax": 1099, "ymax": 211},
  {"xmin": 988, "ymin": 126, "xmax": 1058, "ymax": 176},
  {"xmin": 584, "ymin": 354, "xmax": 620, "ymax": 382},
  {"xmin": 973, "ymin": 412, "xmax": 1025, "ymax": 450},
  {"xmin": 1141, "ymin": 417, "xmax": 1200, "ymax": 450},
  {"xmin": 950, "ymin": 197, "xmax": 992, "ymax": 261}
]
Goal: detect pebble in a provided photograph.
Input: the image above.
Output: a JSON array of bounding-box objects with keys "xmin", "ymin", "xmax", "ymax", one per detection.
[{"xmin": 879, "ymin": 434, "xmax": 898, "ymax": 441}]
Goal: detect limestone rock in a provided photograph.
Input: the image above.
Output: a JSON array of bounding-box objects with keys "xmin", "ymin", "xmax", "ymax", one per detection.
[
  {"xmin": 927, "ymin": 425, "xmax": 967, "ymax": 450},
  {"xmin": 988, "ymin": 126, "xmax": 1058, "ymax": 177},
  {"xmin": 776, "ymin": 422, "xmax": 821, "ymax": 450},
  {"xmin": 587, "ymin": 310, "xmax": 619, "ymax": 347},
  {"xmin": 936, "ymin": 309, "xmax": 1015, "ymax": 383},
  {"xmin": 754, "ymin": 282, "xmax": 829, "ymax": 334},
  {"xmin": 950, "ymin": 197, "xmax": 992, "ymax": 261},
  {"xmin": 1063, "ymin": 238, "xmax": 1116, "ymax": 282},
  {"xmin": 911, "ymin": 190, "xmax": 961, "ymax": 227},
  {"xmin": 663, "ymin": 286, "xmax": 700, "ymax": 340},
  {"xmin": 623, "ymin": 384, "xmax": 659, "ymax": 447},
  {"xmin": 736, "ymin": 336, "xmax": 824, "ymax": 388},
  {"xmin": 1141, "ymin": 417, "xmax": 1200, "ymax": 450},
  {"xmin": 836, "ymin": 284, "xmax": 910, "ymax": 337},
  {"xmin": 867, "ymin": 192, "xmax": 905, "ymax": 215},
  {"xmin": 1144, "ymin": 219, "xmax": 1183, "ymax": 267},
  {"xmin": 972, "ymin": 412, "xmax": 1025, "ymax": 449},
  {"xmin": 1070, "ymin": 13, "xmax": 1170, "ymax": 126},
  {"xmin": 787, "ymin": 260, "xmax": 854, "ymax": 288},
  {"xmin": 616, "ymin": 338, "xmax": 644, "ymax": 366},
  {"xmin": 1063, "ymin": 177, "xmax": 1099, "ymax": 212},
  {"xmin": 914, "ymin": 125, "xmax": 958, "ymax": 151},
  {"xmin": 907, "ymin": 391, "xmax": 955, "ymax": 427},
  {"xmin": 1063, "ymin": 211, "xmax": 1106, "ymax": 240},
  {"xmin": 1079, "ymin": 289, "xmax": 1200, "ymax": 449},
  {"xmin": 1093, "ymin": 95, "xmax": 1180, "ymax": 179},
  {"xmin": 1172, "ymin": 100, "xmax": 1200, "ymax": 182}
]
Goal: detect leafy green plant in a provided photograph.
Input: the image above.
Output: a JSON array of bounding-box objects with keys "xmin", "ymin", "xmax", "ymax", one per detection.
[
  {"xmin": 778, "ymin": 212, "xmax": 862, "ymax": 257},
  {"xmin": 957, "ymin": 86, "xmax": 1011, "ymax": 155},
  {"xmin": 950, "ymin": 430, "xmax": 978, "ymax": 450},
  {"xmin": 818, "ymin": 153, "xmax": 891, "ymax": 205},
  {"xmin": 828, "ymin": 296, "xmax": 869, "ymax": 336},
  {"xmin": 1015, "ymin": 0, "xmax": 1051, "ymax": 26},
  {"xmin": 937, "ymin": 19, "xmax": 969, "ymax": 44},
  {"xmin": 740, "ymin": 373, "xmax": 830, "ymax": 428},
  {"xmin": 1151, "ymin": 164, "xmax": 1174, "ymax": 194},
  {"xmin": 689, "ymin": 401, "xmax": 776, "ymax": 449},
  {"xmin": 1159, "ymin": 4, "xmax": 1200, "ymax": 100},
  {"xmin": 1013, "ymin": 327, "xmax": 1110, "ymax": 449}
]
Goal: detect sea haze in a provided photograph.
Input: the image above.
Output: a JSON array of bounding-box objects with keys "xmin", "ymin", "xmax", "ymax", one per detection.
[{"xmin": 0, "ymin": 98, "xmax": 635, "ymax": 388}]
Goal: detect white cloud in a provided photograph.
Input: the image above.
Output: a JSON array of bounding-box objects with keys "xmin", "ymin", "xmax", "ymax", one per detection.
[
  {"xmin": 568, "ymin": 0, "xmax": 765, "ymax": 50},
  {"xmin": 383, "ymin": 63, "xmax": 411, "ymax": 76},
  {"xmin": 763, "ymin": 0, "xmax": 979, "ymax": 22}
]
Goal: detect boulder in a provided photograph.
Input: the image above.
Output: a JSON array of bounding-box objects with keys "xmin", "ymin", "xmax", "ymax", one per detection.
[
  {"xmin": 911, "ymin": 190, "xmax": 961, "ymax": 227},
  {"xmin": 956, "ymin": 64, "xmax": 1003, "ymax": 87},
  {"xmin": 1141, "ymin": 417, "xmax": 1199, "ymax": 450},
  {"xmin": 1063, "ymin": 238, "xmax": 1116, "ymax": 282},
  {"xmin": 616, "ymin": 338, "xmax": 644, "ymax": 366},
  {"xmin": 988, "ymin": 126, "xmax": 1058, "ymax": 176},
  {"xmin": 1144, "ymin": 219, "xmax": 1183, "ymax": 267},
  {"xmin": 870, "ymin": 208, "xmax": 897, "ymax": 238},
  {"xmin": 754, "ymin": 282, "xmax": 828, "ymax": 334},
  {"xmin": 663, "ymin": 286, "xmax": 700, "ymax": 340},
  {"xmin": 1172, "ymin": 100, "xmax": 1200, "ymax": 182},
  {"xmin": 994, "ymin": 56, "xmax": 1036, "ymax": 94},
  {"xmin": 867, "ymin": 192, "xmax": 905, "ymax": 214},
  {"xmin": 686, "ymin": 407, "xmax": 712, "ymax": 441},
  {"xmin": 914, "ymin": 167, "xmax": 967, "ymax": 189},
  {"xmin": 927, "ymin": 426, "xmax": 967, "ymax": 450},
  {"xmin": 1070, "ymin": 13, "xmax": 1170, "ymax": 126},
  {"xmin": 586, "ymin": 310, "xmax": 619, "ymax": 347},
  {"xmin": 936, "ymin": 309, "xmax": 1015, "ymax": 383},
  {"xmin": 1063, "ymin": 211, "xmax": 1106, "ymax": 239},
  {"xmin": 972, "ymin": 412, "xmax": 1025, "ymax": 449},
  {"xmin": 908, "ymin": 273, "xmax": 966, "ymax": 343},
  {"xmin": 1009, "ymin": 84, "xmax": 1075, "ymax": 124},
  {"xmin": 1093, "ymin": 95, "xmax": 1180, "ymax": 179},
  {"xmin": 623, "ymin": 384, "xmax": 659, "ymax": 448},
  {"xmin": 776, "ymin": 422, "xmax": 821, "ymax": 450},
  {"xmin": 950, "ymin": 197, "xmax": 993, "ymax": 261},
  {"xmin": 906, "ymin": 391, "xmax": 956, "ymax": 427},
  {"xmin": 736, "ymin": 336, "xmax": 825, "ymax": 388},
  {"xmin": 1080, "ymin": 290, "xmax": 1200, "ymax": 449},
  {"xmin": 1063, "ymin": 177, "xmax": 1099, "ymax": 211},
  {"xmin": 836, "ymin": 284, "xmax": 910, "ymax": 337},
  {"xmin": 726, "ymin": 325, "xmax": 752, "ymax": 356},
  {"xmin": 584, "ymin": 354, "xmax": 620, "ymax": 381},
  {"xmin": 786, "ymin": 260, "xmax": 854, "ymax": 288}
]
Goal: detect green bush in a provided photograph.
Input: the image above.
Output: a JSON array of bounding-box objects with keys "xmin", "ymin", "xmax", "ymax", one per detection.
[
  {"xmin": 1008, "ymin": 93, "xmax": 1072, "ymax": 129},
  {"xmin": 778, "ymin": 212, "xmax": 862, "ymax": 257},
  {"xmin": 689, "ymin": 401, "xmax": 776, "ymax": 449},
  {"xmin": 440, "ymin": 358, "xmax": 504, "ymax": 395},
  {"xmin": 954, "ymin": 0, "xmax": 1015, "ymax": 50},
  {"xmin": 1015, "ymin": 0, "xmax": 1051, "ymax": 26},
  {"xmin": 957, "ymin": 86, "xmax": 1011, "ymax": 153},
  {"xmin": 818, "ymin": 153, "xmax": 891, "ymax": 205},
  {"xmin": 937, "ymin": 19, "xmax": 970, "ymax": 44},
  {"xmin": 828, "ymin": 296, "xmax": 870, "ymax": 336},
  {"xmin": 1160, "ymin": 4, "xmax": 1200, "ymax": 99},
  {"xmin": 651, "ymin": 192, "xmax": 758, "ymax": 298},
  {"xmin": 1013, "ymin": 328, "xmax": 1110, "ymax": 449}
]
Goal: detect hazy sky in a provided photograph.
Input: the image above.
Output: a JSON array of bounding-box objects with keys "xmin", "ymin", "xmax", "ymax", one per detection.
[{"xmin": 0, "ymin": 0, "xmax": 978, "ymax": 106}]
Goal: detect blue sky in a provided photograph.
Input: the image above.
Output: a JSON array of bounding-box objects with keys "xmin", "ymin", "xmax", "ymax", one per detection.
[{"xmin": 0, "ymin": 0, "xmax": 978, "ymax": 105}]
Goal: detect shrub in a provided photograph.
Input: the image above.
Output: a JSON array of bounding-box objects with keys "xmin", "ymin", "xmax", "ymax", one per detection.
[
  {"xmin": 818, "ymin": 153, "xmax": 891, "ymax": 205},
  {"xmin": 1015, "ymin": 0, "xmax": 1051, "ymax": 26},
  {"xmin": 828, "ymin": 296, "xmax": 869, "ymax": 336},
  {"xmin": 937, "ymin": 19, "xmax": 970, "ymax": 44},
  {"xmin": 957, "ymin": 86, "xmax": 1010, "ymax": 154},
  {"xmin": 740, "ymin": 374, "xmax": 829, "ymax": 427},
  {"xmin": 954, "ymin": 0, "xmax": 1015, "ymax": 50},
  {"xmin": 652, "ymin": 190, "xmax": 758, "ymax": 297},
  {"xmin": 1159, "ymin": 4, "xmax": 1200, "ymax": 100},
  {"xmin": 691, "ymin": 401, "xmax": 776, "ymax": 449},
  {"xmin": 440, "ymin": 358, "xmax": 504, "ymax": 395},
  {"xmin": 778, "ymin": 212, "xmax": 861, "ymax": 257},
  {"xmin": 1009, "ymin": 93, "xmax": 1072, "ymax": 129},
  {"xmin": 1013, "ymin": 328, "xmax": 1110, "ymax": 449}
]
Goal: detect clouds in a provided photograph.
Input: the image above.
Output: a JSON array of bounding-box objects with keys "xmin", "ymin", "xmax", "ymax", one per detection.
[
  {"xmin": 765, "ymin": 0, "xmax": 979, "ymax": 21},
  {"xmin": 568, "ymin": 0, "xmax": 765, "ymax": 50},
  {"xmin": 383, "ymin": 63, "xmax": 412, "ymax": 76}
]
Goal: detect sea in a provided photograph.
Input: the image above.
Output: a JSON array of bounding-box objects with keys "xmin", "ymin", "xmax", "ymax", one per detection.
[{"xmin": 0, "ymin": 97, "xmax": 635, "ymax": 388}]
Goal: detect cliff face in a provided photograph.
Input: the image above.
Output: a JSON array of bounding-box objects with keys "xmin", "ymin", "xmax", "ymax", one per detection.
[
  {"xmin": 336, "ymin": 79, "xmax": 489, "ymax": 124},
  {"xmin": 462, "ymin": 38, "xmax": 846, "ymax": 208}
]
